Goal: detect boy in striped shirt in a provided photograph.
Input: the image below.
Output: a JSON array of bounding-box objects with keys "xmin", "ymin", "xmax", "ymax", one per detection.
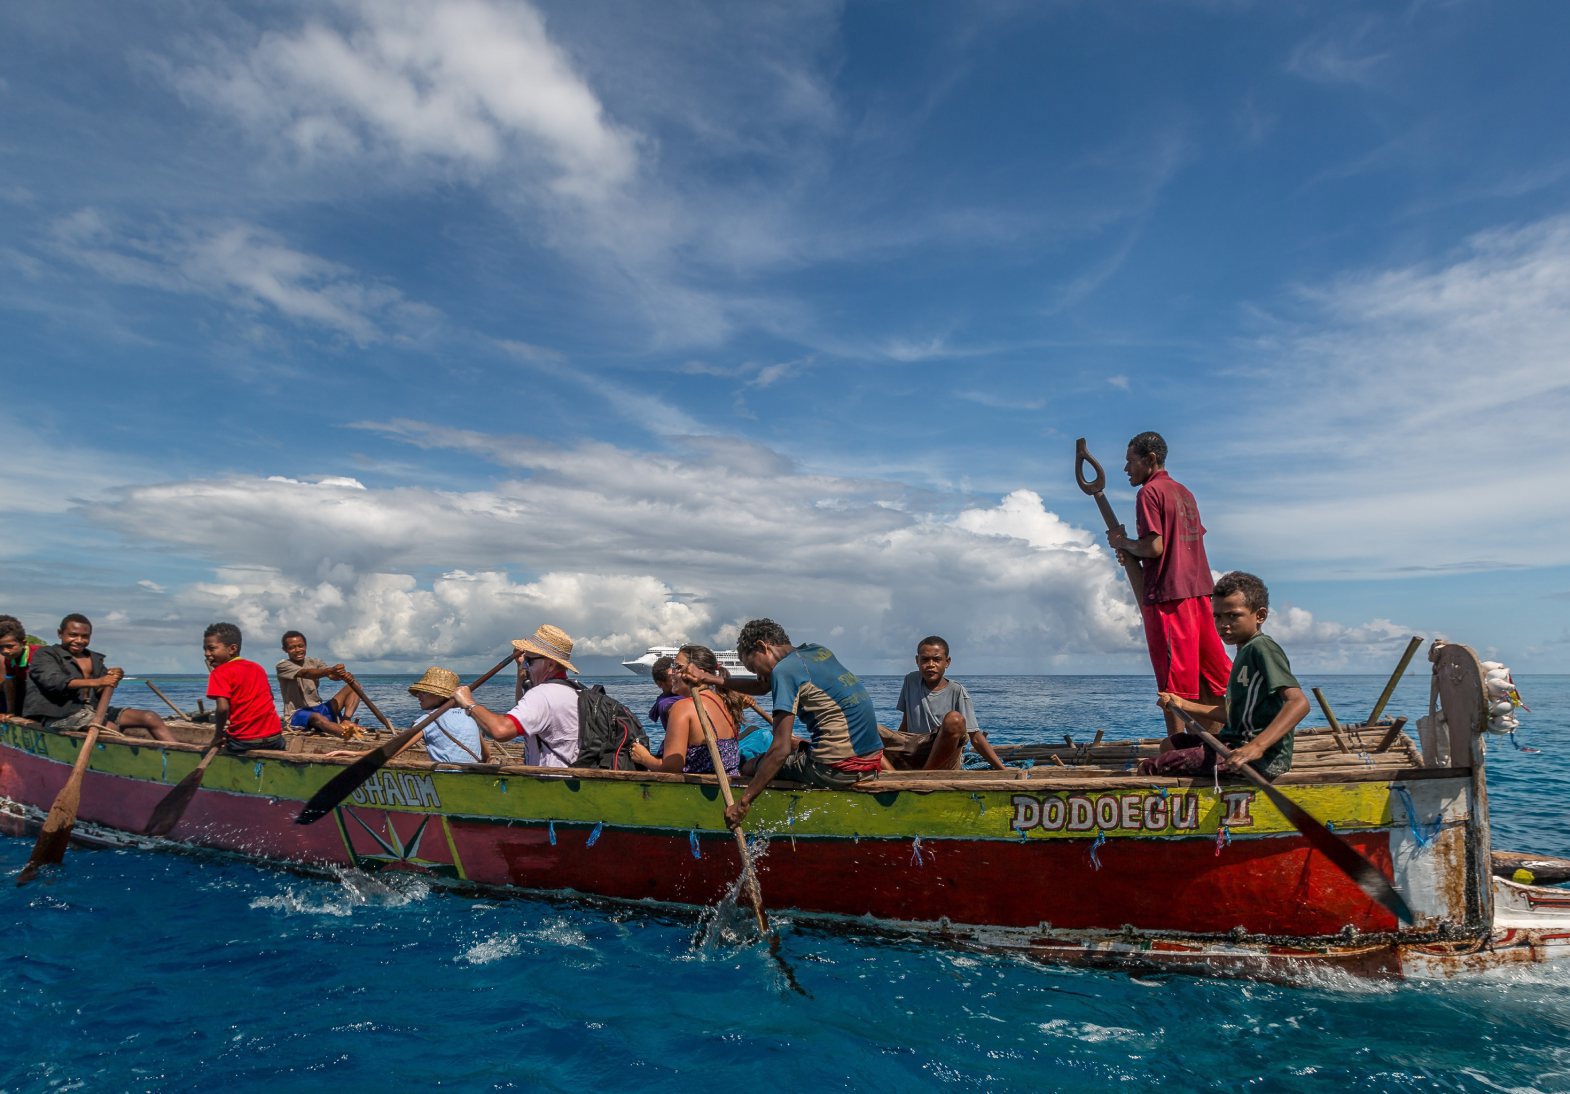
[{"xmin": 1144, "ymin": 571, "xmax": 1309, "ymax": 780}]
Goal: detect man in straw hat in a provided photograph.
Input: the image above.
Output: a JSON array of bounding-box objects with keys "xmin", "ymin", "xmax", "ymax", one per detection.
[
  {"xmin": 454, "ymin": 624, "xmax": 581, "ymax": 768},
  {"xmin": 408, "ymin": 666, "xmax": 490, "ymax": 765}
]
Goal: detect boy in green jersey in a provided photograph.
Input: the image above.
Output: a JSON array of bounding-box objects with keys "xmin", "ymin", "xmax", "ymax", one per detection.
[{"xmin": 1143, "ymin": 571, "xmax": 1309, "ymax": 779}]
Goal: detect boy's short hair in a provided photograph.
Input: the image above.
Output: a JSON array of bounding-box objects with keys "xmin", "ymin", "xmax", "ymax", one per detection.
[
  {"xmin": 1127, "ymin": 431, "xmax": 1168, "ymax": 465},
  {"xmin": 281, "ymin": 630, "xmax": 306, "ymax": 646},
  {"xmin": 651, "ymin": 655, "xmax": 674, "ymax": 684},
  {"xmin": 60, "ymin": 612, "xmax": 92, "ymax": 632},
  {"xmin": 736, "ymin": 618, "xmax": 791, "ymax": 657},
  {"xmin": 0, "ymin": 615, "xmax": 25, "ymax": 643},
  {"xmin": 1212, "ymin": 571, "xmax": 1269, "ymax": 612},
  {"xmin": 917, "ymin": 635, "xmax": 950, "ymax": 656},
  {"xmin": 204, "ymin": 621, "xmax": 244, "ymax": 650}
]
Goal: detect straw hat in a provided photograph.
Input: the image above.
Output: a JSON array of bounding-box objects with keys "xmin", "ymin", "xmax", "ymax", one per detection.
[
  {"xmin": 408, "ymin": 666, "xmax": 460, "ymax": 699},
  {"xmin": 512, "ymin": 624, "xmax": 578, "ymax": 673}
]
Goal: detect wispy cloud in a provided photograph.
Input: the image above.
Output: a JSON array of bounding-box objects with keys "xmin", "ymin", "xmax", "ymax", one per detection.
[
  {"xmin": 1285, "ymin": 17, "xmax": 1390, "ymax": 87},
  {"xmin": 46, "ymin": 210, "xmax": 433, "ymax": 343},
  {"xmin": 1211, "ymin": 214, "xmax": 1570, "ymax": 575}
]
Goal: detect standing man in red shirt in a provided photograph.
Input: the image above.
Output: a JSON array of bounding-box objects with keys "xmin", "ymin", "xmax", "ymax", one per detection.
[{"xmin": 1107, "ymin": 432, "xmax": 1231, "ymax": 737}]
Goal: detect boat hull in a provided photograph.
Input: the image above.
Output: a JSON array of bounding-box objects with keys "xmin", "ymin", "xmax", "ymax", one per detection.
[{"xmin": 5, "ymin": 717, "xmax": 1566, "ymax": 980}]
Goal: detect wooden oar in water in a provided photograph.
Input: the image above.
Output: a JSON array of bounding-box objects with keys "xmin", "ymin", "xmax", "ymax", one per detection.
[
  {"xmin": 1170, "ymin": 706, "xmax": 1415, "ymax": 925},
  {"xmin": 18, "ymin": 682, "xmax": 118, "ymax": 885},
  {"xmin": 145, "ymin": 681, "xmax": 194, "ymax": 721},
  {"xmin": 295, "ymin": 651, "xmax": 516, "ymax": 825},
  {"xmin": 691, "ymin": 687, "xmax": 805, "ymax": 994},
  {"xmin": 1074, "ymin": 438, "xmax": 1146, "ymax": 602},
  {"xmin": 340, "ymin": 671, "xmax": 395, "ymax": 734},
  {"xmin": 691, "ymin": 686, "xmax": 768, "ymax": 936}
]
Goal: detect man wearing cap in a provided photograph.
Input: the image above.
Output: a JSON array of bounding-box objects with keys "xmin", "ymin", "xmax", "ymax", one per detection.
[
  {"xmin": 454, "ymin": 625, "xmax": 581, "ymax": 768},
  {"xmin": 408, "ymin": 667, "xmax": 490, "ymax": 764}
]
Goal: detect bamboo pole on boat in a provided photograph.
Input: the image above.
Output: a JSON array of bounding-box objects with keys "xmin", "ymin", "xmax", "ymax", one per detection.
[
  {"xmin": 1374, "ymin": 717, "xmax": 1410, "ymax": 754},
  {"xmin": 691, "ymin": 686, "xmax": 769, "ymax": 936},
  {"xmin": 1169, "ymin": 706, "xmax": 1414, "ymax": 925},
  {"xmin": 1312, "ymin": 688, "xmax": 1353, "ymax": 753},
  {"xmin": 1074, "ymin": 438, "xmax": 1147, "ymax": 603},
  {"xmin": 18, "ymin": 680, "xmax": 118, "ymax": 884},
  {"xmin": 145, "ymin": 681, "xmax": 193, "ymax": 721},
  {"xmin": 295, "ymin": 651, "xmax": 518, "ymax": 825},
  {"xmin": 340, "ymin": 671, "xmax": 395, "ymax": 734},
  {"xmin": 1365, "ymin": 636, "xmax": 1424, "ymax": 728}
]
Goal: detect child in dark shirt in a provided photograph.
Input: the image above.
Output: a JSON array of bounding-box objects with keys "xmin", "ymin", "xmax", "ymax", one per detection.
[{"xmin": 1142, "ymin": 572, "xmax": 1309, "ymax": 780}]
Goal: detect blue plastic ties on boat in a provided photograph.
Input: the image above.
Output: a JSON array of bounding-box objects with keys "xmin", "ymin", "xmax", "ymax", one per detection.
[
  {"xmin": 1088, "ymin": 829, "xmax": 1106, "ymax": 871},
  {"xmin": 161, "ymin": 751, "xmax": 168, "ymax": 780},
  {"xmin": 910, "ymin": 835, "xmax": 925, "ymax": 867},
  {"xmin": 1392, "ymin": 785, "xmax": 1442, "ymax": 848},
  {"xmin": 1019, "ymin": 759, "xmax": 1035, "ymax": 770},
  {"xmin": 1152, "ymin": 786, "xmax": 1169, "ymax": 800},
  {"xmin": 970, "ymin": 793, "xmax": 985, "ymax": 815},
  {"xmin": 1214, "ymin": 821, "xmax": 1231, "ymax": 857},
  {"xmin": 548, "ymin": 820, "xmax": 556, "ymax": 846},
  {"xmin": 586, "ymin": 821, "xmax": 603, "ymax": 848},
  {"xmin": 253, "ymin": 761, "xmax": 264, "ymax": 782},
  {"xmin": 1325, "ymin": 820, "xmax": 1335, "ymax": 833},
  {"xmin": 689, "ymin": 830, "xmax": 701, "ymax": 859},
  {"xmin": 1508, "ymin": 731, "xmax": 1542, "ymax": 754}
]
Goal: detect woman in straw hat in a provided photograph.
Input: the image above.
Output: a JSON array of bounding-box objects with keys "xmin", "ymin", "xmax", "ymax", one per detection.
[
  {"xmin": 408, "ymin": 666, "xmax": 490, "ymax": 764},
  {"xmin": 630, "ymin": 645, "xmax": 743, "ymax": 775},
  {"xmin": 454, "ymin": 624, "xmax": 582, "ymax": 768}
]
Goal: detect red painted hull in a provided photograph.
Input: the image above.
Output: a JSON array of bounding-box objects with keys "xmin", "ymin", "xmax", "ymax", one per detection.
[{"xmin": 1, "ymin": 742, "xmax": 1396, "ymax": 937}]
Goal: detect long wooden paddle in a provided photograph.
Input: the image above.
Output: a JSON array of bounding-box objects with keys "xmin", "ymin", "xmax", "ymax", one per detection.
[
  {"xmin": 145, "ymin": 680, "xmax": 194, "ymax": 721},
  {"xmin": 141, "ymin": 729, "xmax": 224, "ymax": 838},
  {"xmin": 340, "ymin": 671, "xmax": 395, "ymax": 734},
  {"xmin": 691, "ymin": 686, "xmax": 768, "ymax": 935},
  {"xmin": 18, "ymin": 681, "xmax": 118, "ymax": 884},
  {"xmin": 295, "ymin": 651, "xmax": 516, "ymax": 825},
  {"xmin": 1170, "ymin": 706, "xmax": 1415, "ymax": 925},
  {"xmin": 1074, "ymin": 438, "xmax": 1146, "ymax": 602}
]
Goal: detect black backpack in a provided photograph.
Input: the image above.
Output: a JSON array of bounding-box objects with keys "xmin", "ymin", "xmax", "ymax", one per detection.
[{"xmin": 542, "ymin": 679, "xmax": 650, "ymax": 770}]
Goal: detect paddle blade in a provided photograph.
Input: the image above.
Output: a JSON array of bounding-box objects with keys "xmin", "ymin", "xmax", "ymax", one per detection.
[
  {"xmin": 17, "ymin": 786, "xmax": 82, "ymax": 884},
  {"xmin": 295, "ymin": 724, "xmax": 422, "ymax": 825},
  {"xmin": 1256, "ymin": 779, "xmax": 1416, "ymax": 925},
  {"xmin": 142, "ymin": 746, "xmax": 220, "ymax": 838}
]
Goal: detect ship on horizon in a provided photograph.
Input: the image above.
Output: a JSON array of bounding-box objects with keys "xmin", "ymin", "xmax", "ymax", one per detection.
[{"xmin": 621, "ymin": 645, "xmax": 755, "ymax": 679}]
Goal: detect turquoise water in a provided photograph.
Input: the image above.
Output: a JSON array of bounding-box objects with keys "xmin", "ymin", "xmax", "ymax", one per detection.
[{"xmin": 4, "ymin": 672, "xmax": 1568, "ymax": 1091}]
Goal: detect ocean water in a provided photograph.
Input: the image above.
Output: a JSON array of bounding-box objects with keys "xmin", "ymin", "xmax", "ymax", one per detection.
[{"xmin": 3, "ymin": 669, "xmax": 1568, "ymax": 1092}]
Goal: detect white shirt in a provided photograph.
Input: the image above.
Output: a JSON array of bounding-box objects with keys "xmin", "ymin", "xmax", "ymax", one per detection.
[{"xmin": 504, "ymin": 681, "xmax": 580, "ymax": 767}]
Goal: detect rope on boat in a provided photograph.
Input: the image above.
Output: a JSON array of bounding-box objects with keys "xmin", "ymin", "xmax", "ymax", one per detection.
[
  {"xmin": 1088, "ymin": 829, "xmax": 1106, "ymax": 871},
  {"xmin": 910, "ymin": 835, "xmax": 926, "ymax": 867},
  {"xmin": 548, "ymin": 820, "xmax": 556, "ymax": 846},
  {"xmin": 1392, "ymin": 785, "xmax": 1443, "ymax": 848},
  {"xmin": 586, "ymin": 821, "xmax": 604, "ymax": 848},
  {"xmin": 689, "ymin": 830, "xmax": 701, "ymax": 859},
  {"xmin": 1507, "ymin": 731, "xmax": 1541, "ymax": 753}
]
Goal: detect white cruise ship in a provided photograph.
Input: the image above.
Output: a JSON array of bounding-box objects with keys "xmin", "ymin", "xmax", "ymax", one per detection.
[{"xmin": 621, "ymin": 645, "xmax": 755, "ymax": 679}]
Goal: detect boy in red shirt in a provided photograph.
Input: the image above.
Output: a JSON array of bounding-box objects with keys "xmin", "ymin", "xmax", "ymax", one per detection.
[{"xmin": 203, "ymin": 622, "xmax": 284, "ymax": 752}]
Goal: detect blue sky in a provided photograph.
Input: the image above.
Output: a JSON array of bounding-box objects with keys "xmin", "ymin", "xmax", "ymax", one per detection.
[{"xmin": 3, "ymin": 0, "xmax": 1568, "ymax": 676}]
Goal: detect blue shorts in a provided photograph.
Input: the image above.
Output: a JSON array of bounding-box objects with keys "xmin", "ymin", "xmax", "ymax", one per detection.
[{"xmin": 288, "ymin": 702, "xmax": 335, "ymax": 729}]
